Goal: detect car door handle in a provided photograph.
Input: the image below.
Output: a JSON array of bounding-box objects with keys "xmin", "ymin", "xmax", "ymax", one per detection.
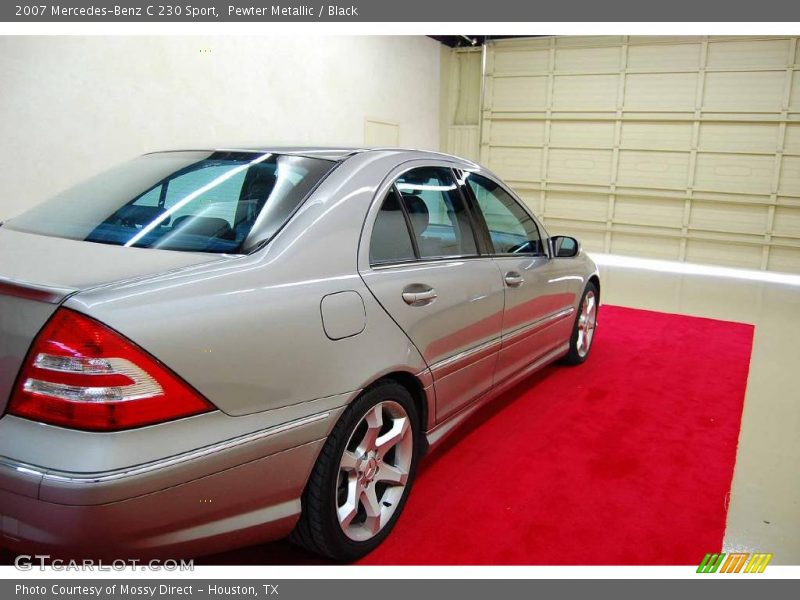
[
  {"xmin": 504, "ymin": 272, "xmax": 524, "ymax": 287},
  {"xmin": 402, "ymin": 285, "xmax": 438, "ymax": 306}
]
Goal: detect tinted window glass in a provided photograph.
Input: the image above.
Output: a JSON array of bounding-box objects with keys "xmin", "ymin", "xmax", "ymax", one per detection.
[
  {"xmin": 466, "ymin": 173, "xmax": 545, "ymax": 255},
  {"xmin": 369, "ymin": 189, "xmax": 416, "ymax": 265},
  {"xmin": 161, "ymin": 165, "xmax": 248, "ymax": 225},
  {"xmin": 6, "ymin": 151, "xmax": 335, "ymax": 254},
  {"xmin": 395, "ymin": 167, "xmax": 478, "ymax": 259}
]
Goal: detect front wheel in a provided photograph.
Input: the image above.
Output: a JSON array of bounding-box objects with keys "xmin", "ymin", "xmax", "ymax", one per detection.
[
  {"xmin": 290, "ymin": 381, "xmax": 420, "ymax": 561},
  {"xmin": 562, "ymin": 282, "xmax": 598, "ymax": 365}
]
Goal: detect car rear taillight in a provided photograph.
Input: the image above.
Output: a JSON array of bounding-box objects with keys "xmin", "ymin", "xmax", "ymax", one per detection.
[{"xmin": 8, "ymin": 308, "xmax": 214, "ymax": 431}]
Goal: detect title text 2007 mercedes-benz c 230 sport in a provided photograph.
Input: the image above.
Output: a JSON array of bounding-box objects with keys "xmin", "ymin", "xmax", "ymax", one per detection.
[{"xmin": 0, "ymin": 148, "xmax": 599, "ymax": 561}]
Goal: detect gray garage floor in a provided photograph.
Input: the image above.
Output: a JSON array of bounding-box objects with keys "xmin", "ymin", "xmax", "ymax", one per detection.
[{"xmin": 598, "ymin": 260, "xmax": 800, "ymax": 564}]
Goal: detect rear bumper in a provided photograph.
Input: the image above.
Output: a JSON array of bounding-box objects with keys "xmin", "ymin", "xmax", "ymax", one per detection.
[{"xmin": 0, "ymin": 409, "xmax": 343, "ymax": 559}]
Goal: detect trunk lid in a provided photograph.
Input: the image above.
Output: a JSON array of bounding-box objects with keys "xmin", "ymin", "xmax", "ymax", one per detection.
[{"xmin": 0, "ymin": 227, "xmax": 229, "ymax": 413}]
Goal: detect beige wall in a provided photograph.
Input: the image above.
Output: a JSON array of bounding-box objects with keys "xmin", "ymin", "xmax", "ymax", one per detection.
[{"xmin": 0, "ymin": 35, "xmax": 441, "ymax": 219}]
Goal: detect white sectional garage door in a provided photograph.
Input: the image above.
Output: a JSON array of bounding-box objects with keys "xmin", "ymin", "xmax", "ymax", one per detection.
[{"xmin": 479, "ymin": 36, "xmax": 800, "ymax": 273}]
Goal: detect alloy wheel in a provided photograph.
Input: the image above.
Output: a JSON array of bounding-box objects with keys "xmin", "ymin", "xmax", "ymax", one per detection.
[
  {"xmin": 336, "ymin": 400, "xmax": 413, "ymax": 542},
  {"xmin": 576, "ymin": 290, "xmax": 597, "ymax": 358}
]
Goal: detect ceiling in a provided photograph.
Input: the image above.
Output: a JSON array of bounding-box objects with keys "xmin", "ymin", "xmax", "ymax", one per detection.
[{"xmin": 428, "ymin": 36, "xmax": 538, "ymax": 48}]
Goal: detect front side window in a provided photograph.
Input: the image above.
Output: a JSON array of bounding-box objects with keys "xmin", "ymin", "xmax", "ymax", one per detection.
[
  {"xmin": 395, "ymin": 167, "xmax": 478, "ymax": 259},
  {"xmin": 465, "ymin": 173, "xmax": 545, "ymax": 256},
  {"xmin": 6, "ymin": 151, "xmax": 335, "ymax": 254}
]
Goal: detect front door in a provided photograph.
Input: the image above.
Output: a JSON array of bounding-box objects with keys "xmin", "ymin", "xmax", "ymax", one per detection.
[{"xmin": 462, "ymin": 172, "xmax": 575, "ymax": 383}]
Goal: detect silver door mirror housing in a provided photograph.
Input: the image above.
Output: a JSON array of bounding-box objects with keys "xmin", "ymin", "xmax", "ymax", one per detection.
[{"xmin": 551, "ymin": 235, "xmax": 580, "ymax": 258}]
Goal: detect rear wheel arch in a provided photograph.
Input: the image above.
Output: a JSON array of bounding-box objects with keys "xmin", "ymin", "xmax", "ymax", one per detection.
[
  {"xmin": 588, "ymin": 274, "xmax": 601, "ymax": 303},
  {"xmin": 364, "ymin": 371, "xmax": 429, "ymax": 440}
]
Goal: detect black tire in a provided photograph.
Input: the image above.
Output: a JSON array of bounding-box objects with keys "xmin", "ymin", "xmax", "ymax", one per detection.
[
  {"xmin": 561, "ymin": 281, "xmax": 599, "ymax": 366},
  {"xmin": 289, "ymin": 380, "xmax": 421, "ymax": 561}
]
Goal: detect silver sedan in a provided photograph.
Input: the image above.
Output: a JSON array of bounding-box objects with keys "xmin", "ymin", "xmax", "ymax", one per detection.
[{"xmin": 0, "ymin": 148, "xmax": 599, "ymax": 561}]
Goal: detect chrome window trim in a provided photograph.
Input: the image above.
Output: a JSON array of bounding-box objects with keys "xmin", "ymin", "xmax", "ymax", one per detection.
[
  {"xmin": 370, "ymin": 254, "xmax": 489, "ymax": 270},
  {"xmin": 459, "ymin": 168, "xmax": 552, "ymax": 260},
  {"xmin": 359, "ymin": 158, "xmax": 486, "ymax": 273}
]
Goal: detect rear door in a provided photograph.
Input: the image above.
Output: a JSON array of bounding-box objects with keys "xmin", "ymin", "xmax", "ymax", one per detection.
[
  {"xmin": 360, "ymin": 165, "xmax": 505, "ymax": 422},
  {"xmin": 461, "ymin": 171, "xmax": 575, "ymax": 383}
]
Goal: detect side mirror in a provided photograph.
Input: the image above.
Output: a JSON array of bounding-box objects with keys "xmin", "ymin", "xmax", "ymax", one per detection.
[{"xmin": 551, "ymin": 235, "xmax": 580, "ymax": 258}]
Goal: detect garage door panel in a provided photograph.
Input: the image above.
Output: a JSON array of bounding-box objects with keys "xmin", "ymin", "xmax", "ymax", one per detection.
[
  {"xmin": 698, "ymin": 122, "xmax": 780, "ymax": 154},
  {"xmin": 690, "ymin": 201, "xmax": 768, "ymax": 235},
  {"xmin": 552, "ymin": 75, "xmax": 618, "ymax": 109},
  {"xmin": 487, "ymin": 147, "xmax": 542, "ymax": 182},
  {"xmin": 488, "ymin": 120, "xmax": 545, "ymax": 146},
  {"xmin": 614, "ymin": 195, "xmax": 684, "ymax": 228},
  {"xmin": 479, "ymin": 36, "xmax": 800, "ymax": 273},
  {"xmin": 777, "ymin": 195, "xmax": 800, "ymax": 208},
  {"xmin": 779, "ymin": 156, "xmax": 800, "ymax": 196},
  {"xmin": 768, "ymin": 245, "xmax": 800, "ymax": 273},
  {"xmin": 704, "ymin": 71, "xmax": 786, "ymax": 111},
  {"xmin": 686, "ymin": 240, "xmax": 763, "ymax": 269},
  {"xmin": 555, "ymin": 36, "xmax": 624, "ymax": 48},
  {"xmin": 626, "ymin": 43, "xmax": 701, "ymax": 71},
  {"xmin": 547, "ymin": 148, "xmax": 613, "ymax": 184},
  {"xmin": 575, "ymin": 230, "xmax": 606, "ymax": 252},
  {"xmin": 493, "ymin": 49, "xmax": 549, "ymax": 74},
  {"xmin": 491, "ymin": 77, "xmax": 548, "ymax": 110},
  {"xmin": 694, "ymin": 153, "xmax": 775, "ymax": 194},
  {"xmin": 791, "ymin": 72, "xmax": 800, "ymax": 109},
  {"xmin": 706, "ymin": 39, "xmax": 791, "ymax": 69},
  {"xmin": 544, "ymin": 191, "xmax": 608, "ymax": 221},
  {"xmin": 610, "ymin": 233, "xmax": 682, "ymax": 260},
  {"xmin": 624, "ymin": 73, "xmax": 698, "ymax": 111},
  {"xmin": 694, "ymin": 191, "xmax": 771, "ymax": 206},
  {"xmin": 773, "ymin": 206, "xmax": 800, "ymax": 237},
  {"xmin": 542, "ymin": 218, "xmax": 606, "ymax": 251},
  {"xmin": 516, "ymin": 190, "xmax": 542, "ymax": 213},
  {"xmin": 617, "ymin": 151, "xmax": 690, "ymax": 189},
  {"xmin": 549, "ymin": 121, "xmax": 615, "ymax": 148},
  {"xmin": 785, "ymin": 124, "xmax": 800, "ymax": 154},
  {"xmin": 620, "ymin": 122, "xmax": 693, "ymax": 151},
  {"xmin": 555, "ymin": 46, "xmax": 621, "ymax": 72}
]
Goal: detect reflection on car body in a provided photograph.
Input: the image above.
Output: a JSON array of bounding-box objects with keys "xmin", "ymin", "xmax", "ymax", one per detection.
[{"xmin": 0, "ymin": 147, "xmax": 598, "ymax": 561}]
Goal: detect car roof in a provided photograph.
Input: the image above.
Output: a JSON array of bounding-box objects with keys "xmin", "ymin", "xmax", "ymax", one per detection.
[{"xmin": 147, "ymin": 147, "xmax": 478, "ymax": 166}]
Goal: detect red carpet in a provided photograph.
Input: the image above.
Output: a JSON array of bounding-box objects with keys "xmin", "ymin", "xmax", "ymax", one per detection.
[{"xmin": 204, "ymin": 305, "xmax": 754, "ymax": 566}]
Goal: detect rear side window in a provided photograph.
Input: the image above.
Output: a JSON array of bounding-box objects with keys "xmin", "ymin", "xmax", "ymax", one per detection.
[
  {"xmin": 6, "ymin": 151, "xmax": 335, "ymax": 254},
  {"xmin": 395, "ymin": 167, "xmax": 478, "ymax": 259},
  {"xmin": 466, "ymin": 173, "xmax": 545, "ymax": 256},
  {"xmin": 370, "ymin": 189, "xmax": 416, "ymax": 265}
]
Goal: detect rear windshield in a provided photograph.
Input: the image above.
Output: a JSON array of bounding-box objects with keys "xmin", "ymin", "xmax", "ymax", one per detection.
[{"xmin": 5, "ymin": 151, "xmax": 336, "ymax": 254}]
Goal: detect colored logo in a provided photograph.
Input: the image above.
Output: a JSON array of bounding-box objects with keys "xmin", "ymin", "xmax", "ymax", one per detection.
[{"xmin": 697, "ymin": 552, "xmax": 773, "ymax": 573}]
